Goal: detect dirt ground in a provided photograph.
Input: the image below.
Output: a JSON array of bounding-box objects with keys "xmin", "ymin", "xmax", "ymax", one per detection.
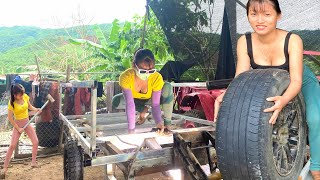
[{"xmin": 1, "ymin": 155, "xmax": 174, "ymax": 180}]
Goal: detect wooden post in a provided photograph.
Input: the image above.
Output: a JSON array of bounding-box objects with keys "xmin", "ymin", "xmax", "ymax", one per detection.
[
  {"xmin": 66, "ymin": 65, "xmax": 71, "ymax": 82},
  {"xmin": 35, "ymin": 56, "xmax": 42, "ymax": 82},
  {"xmin": 58, "ymin": 65, "xmax": 71, "ymax": 152},
  {"xmin": 58, "ymin": 84, "xmax": 64, "ymax": 152},
  {"xmin": 90, "ymin": 84, "xmax": 97, "ymax": 156},
  {"xmin": 106, "ymin": 81, "xmax": 115, "ymax": 113}
]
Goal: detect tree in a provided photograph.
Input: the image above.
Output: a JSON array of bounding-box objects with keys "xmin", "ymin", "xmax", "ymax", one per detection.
[{"xmin": 69, "ymin": 10, "xmax": 173, "ymax": 81}]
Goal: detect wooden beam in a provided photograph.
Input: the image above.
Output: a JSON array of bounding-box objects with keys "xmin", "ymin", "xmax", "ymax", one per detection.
[
  {"xmin": 35, "ymin": 55, "xmax": 42, "ymax": 81},
  {"xmin": 91, "ymin": 147, "xmax": 172, "ymax": 166},
  {"xmin": 172, "ymin": 113, "xmax": 215, "ymax": 126},
  {"xmin": 106, "ymin": 81, "xmax": 115, "ymax": 113},
  {"xmin": 66, "ymin": 64, "xmax": 71, "ymax": 82},
  {"xmin": 145, "ymin": 138, "xmax": 162, "ymax": 150},
  {"xmin": 75, "ymin": 119, "xmax": 184, "ymax": 132},
  {"xmin": 65, "ymin": 112, "xmax": 127, "ymax": 120},
  {"xmin": 95, "ymin": 126, "xmax": 213, "ymax": 151},
  {"xmin": 103, "ymin": 142, "xmax": 129, "ymax": 177},
  {"xmin": 13, "ymin": 146, "xmax": 59, "ymax": 159}
]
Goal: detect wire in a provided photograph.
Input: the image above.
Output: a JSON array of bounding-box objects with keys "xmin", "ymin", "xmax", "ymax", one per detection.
[{"xmin": 115, "ymin": 134, "xmax": 144, "ymax": 179}]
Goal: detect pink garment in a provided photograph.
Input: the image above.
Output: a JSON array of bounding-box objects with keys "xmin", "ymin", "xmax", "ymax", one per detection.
[
  {"xmin": 151, "ymin": 90, "xmax": 162, "ymax": 124},
  {"xmin": 40, "ymin": 82, "xmax": 60, "ymax": 122},
  {"xmin": 74, "ymin": 88, "xmax": 91, "ymax": 115},
  {"xmin": 123, "ymin": 89, "xmax": 136, "ymax": 130},
  {"xmin": 3, "ymin": 119, "xmax": 38, "ymax": 169},
  {"xmin": 123, "ymin": 90, "xmax": 163, "ymax": 130}
]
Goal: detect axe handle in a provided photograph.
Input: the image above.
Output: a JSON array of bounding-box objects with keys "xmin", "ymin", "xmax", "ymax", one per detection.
[{"xmin": 23, "ymin": 99, "xmax": 50, "ymax": 129}]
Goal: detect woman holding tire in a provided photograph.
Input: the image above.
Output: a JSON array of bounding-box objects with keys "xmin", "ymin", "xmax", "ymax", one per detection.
[{"xmin": 214, "ymin": 0, "xmax": 320, "ymax": 179}]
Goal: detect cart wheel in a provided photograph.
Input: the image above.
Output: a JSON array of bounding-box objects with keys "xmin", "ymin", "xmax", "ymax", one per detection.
[
  {"xmin": 216, "ymin": 69, "xmax": 307, "ymax": 180},
  {"xmin": 184, "ymin": 110, "xmax": 206, "ymax": 128},
  {"xmin": 64, "ymin": 137, "xmax": 84, "ymax": 180}
]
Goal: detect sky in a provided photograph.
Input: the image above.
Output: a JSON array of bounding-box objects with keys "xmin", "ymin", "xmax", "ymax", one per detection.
[{"xmin": 0, "ymin": 0, "xmax": 146, "ymax": 28}]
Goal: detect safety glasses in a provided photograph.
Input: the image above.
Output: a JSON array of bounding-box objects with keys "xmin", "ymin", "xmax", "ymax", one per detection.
[{"xmin": 135, "ymin": 64, "xmax": 156, "ymax": 74}]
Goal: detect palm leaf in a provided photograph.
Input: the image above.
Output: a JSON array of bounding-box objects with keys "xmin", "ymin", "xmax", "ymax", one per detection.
[{"xmin": 93, "ymin": 24, "xmax": 108, "ymax": 48}]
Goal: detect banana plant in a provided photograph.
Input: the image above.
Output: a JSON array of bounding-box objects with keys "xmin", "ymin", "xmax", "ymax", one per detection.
[
  {"xmin": 69, "ymin": 19, "xmax": 140, "ymax": 73},
  {"xmin": 69, "ymin": 11, "xmax": 173, "ymax": 80}
]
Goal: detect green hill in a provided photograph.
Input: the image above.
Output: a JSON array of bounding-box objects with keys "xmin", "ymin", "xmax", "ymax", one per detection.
[
  {"xmin": 0, "ymin": 24, "xmax": 112, "ymax": 53},
  {"xmin": 0, "ymin": 24, "xmax": 113, "ymax": 73}
]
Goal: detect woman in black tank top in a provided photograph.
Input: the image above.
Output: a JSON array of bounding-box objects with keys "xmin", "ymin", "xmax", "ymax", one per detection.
[{"xmin": 214, "ymin": 0, "xmax": 320, "ymax": 178}]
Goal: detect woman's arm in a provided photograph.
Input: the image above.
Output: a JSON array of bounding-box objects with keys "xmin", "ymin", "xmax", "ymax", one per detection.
[
  {"xmin": 28, "ymin": 100, "xmax": 39, "ymax": 111},
  {"xmin": 264, "ymin": 34, "xmax": 303, "ymax": 124},
  {"xmin": 235, "ymin": 35, "xmax": 252, "ymax": 77},
  {"xmin": 151, "ymin": 90, "xmax": 165, "ymax": 133},
  {"xmin": 214, "ymin": 35, "xmax": 251, "ymax": 121},
  {"xmin": 122, "ymin": 89, "xmax": 136, "ymax": 130},
  {"xmin": 151, "ymin": 90, "xmax": 162, "ymax": 125}
]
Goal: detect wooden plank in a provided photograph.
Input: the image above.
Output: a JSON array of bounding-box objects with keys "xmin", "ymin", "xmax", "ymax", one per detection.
[
  {"xmin": 13, "ymin": 146, "xmax": 59, "ymax": 159},
  {"xmin": 172, "ymin": 113, "xmax": 215, "ymax": 126},
  {"xmin": 96, "ymin": 126, "xmax": 213, "ymax": 151},
  {"xmin": 145, "ymin": 138, "xmax": 162, "ymax": 150},
  {"xmin": 65, "ymin": 112, "xmax": 127, "ymax": 120},
  {"xmin": 60, "ymin": 81, "xmax": 96, "ymax": 88},
  {"xmin": 67, "ymin": 112, "xmax": 212, "ymax": 125},
  {"xmin": 103, "ymin": 142, "xmax": 129, "ymax": 177},
  {"xmin": 171, "ymin": 126, "xmax": 214, "ymax": 133},
  {"xmin": 133, "ymin": 157, "xmax": 174, "ymax": 176},
  {"xmin": 75, "ymin": 119, "xmax": 184, "ymax": 132},
  {"xmin": 97, "ymin": 132, "xmax": 172, "ymax": 150},
  {"xmin": 79, "ymin": 117, "xmax": 184, "ymax": 126},
  {"xmin": 91, "ymin": 148, "xmax": 172, "ymax": 166}
]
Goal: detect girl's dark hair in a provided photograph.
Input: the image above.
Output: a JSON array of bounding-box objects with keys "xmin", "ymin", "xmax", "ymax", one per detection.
[
  {"xmin": 246, "ymin": 0, "xmax": 281, "ymax": 15},
  {"xmin": 10, "ymin": 84, "xmax": 25, "ymax": 108},
  {"xmin": 133, "ymin": 48, "xmax": 155, "ymax": 67}
]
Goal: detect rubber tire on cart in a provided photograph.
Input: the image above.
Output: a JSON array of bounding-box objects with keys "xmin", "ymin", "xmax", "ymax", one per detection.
[
  {"xmin": 36, "ymin": 118, "xmax": 61, "ymax": 147},
  {"xmin": 64, "ymin": 137, "xmax": 84, "ymax": 180},
  {"xmin": 184, "ymin": 110, "xmax": 206, "ymax": 128},
  {"xmin": 216, "ymin": 69, "xmax": 307, "ymax": 180}
]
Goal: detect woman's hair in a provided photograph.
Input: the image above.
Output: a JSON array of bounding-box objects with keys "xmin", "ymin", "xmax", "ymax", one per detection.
[
  {"xmin": 246, "ymin": 0, "xmax": 281, "ymax": 15},
  {"xmin": 10, "ymin": 84, "xmax": 25, "ymax": 108},
  {"xmin": 133, "ymin": 48, "xmax": 155, "ymax": 68}
]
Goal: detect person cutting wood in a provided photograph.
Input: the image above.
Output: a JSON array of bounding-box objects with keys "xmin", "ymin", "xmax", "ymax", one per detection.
[{"xmin": 112, "ymin": 48, "xmax": 174, "ymax": 134}]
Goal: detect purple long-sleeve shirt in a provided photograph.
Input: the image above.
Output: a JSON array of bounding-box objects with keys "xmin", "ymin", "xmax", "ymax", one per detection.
[{"xmin": 123, "ymin": 89, "xmax": 162, "ymax": 130}]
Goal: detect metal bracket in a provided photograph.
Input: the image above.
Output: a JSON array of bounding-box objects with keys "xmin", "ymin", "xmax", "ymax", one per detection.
[
  {"xmin": 173, "ymin": 133, "xmax": 208, "ymax": 180},
  {"xmin": 202, "ymin": 131, "xmax": 217, "ymax": 173}
]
